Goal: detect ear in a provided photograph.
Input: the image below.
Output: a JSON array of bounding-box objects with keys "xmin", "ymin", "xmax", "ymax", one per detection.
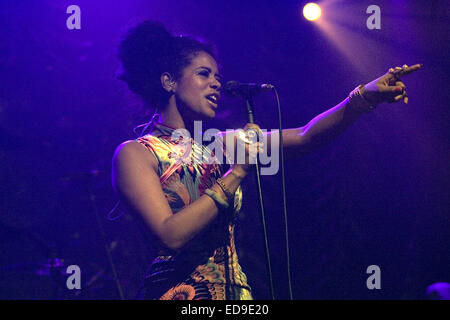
[{"xmin": 161, "ymin": 72, "xmax": 176, "ymax": 93}]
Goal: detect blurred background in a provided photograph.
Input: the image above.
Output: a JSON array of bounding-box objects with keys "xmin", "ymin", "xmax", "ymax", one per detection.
[{"xmin": 0, "ymin": 0, "xmax": 449, "ymax": 299}]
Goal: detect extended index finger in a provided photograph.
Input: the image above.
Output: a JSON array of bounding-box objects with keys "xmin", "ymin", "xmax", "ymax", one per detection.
[{"xmin": 397, "ymin": 64, "xmax": 423, "ymax": 77}]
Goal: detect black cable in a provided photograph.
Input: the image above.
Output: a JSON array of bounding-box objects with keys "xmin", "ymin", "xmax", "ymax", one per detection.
[
  {"xmin": 246, "ymin": 97, "xmax": 276, "ymax": 300},
  {"xmin": 273, "ymin": 87, "xmax": 293, "ymax": 300},
  {"xmin": 87, "ymin": 184, "xmax": 125, "ymax": 300},
  {"xmin": 108, "ymin": 112, "xmax": 162, "ymax": 222}
]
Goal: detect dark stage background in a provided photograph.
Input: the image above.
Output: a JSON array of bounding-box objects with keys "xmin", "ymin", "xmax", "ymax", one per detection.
[{"xmin": 1, "ymin": 0, "xmax": 449, "ymax": 299}]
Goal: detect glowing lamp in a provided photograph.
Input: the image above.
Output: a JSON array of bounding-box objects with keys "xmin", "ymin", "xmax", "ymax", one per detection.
[{"xmin": 303, "ymin": 3, "xmax": 321, "ymax": 21}]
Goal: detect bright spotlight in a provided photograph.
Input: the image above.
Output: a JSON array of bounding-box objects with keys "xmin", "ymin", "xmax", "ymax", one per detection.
[{"xmin": 303, "ymin": 3, "xmax": 321, "ymax": 21}]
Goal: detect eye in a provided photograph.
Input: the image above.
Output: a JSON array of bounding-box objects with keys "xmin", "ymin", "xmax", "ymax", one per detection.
[
  {"xmin": 197, "ymin": 69, "xmax": 222, "ymax": 85},
  {"xmin": 198, "ymin": 70, "xmax": 210, "ymax": 77}
]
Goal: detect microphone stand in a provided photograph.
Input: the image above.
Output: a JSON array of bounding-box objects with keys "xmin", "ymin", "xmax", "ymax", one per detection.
[{"xmin": 244, "ymin": 92, "xmax": 275, "ymax": 300}]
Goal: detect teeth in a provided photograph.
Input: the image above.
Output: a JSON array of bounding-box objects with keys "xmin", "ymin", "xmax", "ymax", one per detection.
[{"xmin": 207, "ymin": 95, "xmax": 217, "ymax": 103}]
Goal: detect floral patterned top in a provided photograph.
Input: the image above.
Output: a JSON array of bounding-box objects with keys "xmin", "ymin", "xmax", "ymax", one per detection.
[{"xmin": 136, "ymin": 123, "xmax": 252, "ymax": 300}]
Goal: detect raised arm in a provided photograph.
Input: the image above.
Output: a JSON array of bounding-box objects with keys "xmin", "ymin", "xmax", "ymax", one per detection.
[{"xmin": 263, "ymin": 64, "xmax": 422, "ymax": 156}]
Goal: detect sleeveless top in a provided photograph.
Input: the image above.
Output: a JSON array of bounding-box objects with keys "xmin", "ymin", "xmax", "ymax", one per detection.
[{"xmin": 135, "ymin": 123, "xmax": 252, "ymax": 300}]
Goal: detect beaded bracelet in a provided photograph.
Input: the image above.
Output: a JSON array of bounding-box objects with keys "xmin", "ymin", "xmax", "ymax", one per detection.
[
  {"xmin": 348, "ymin": 85, "xmax": 376, "ymax": 113},
  {"xmin": 205, "ymin": 188, "xmax": 230, "ymax": 209},
  {"xmin": 216, "ymin": 177, "xmax": 234, "ymax": 200}
]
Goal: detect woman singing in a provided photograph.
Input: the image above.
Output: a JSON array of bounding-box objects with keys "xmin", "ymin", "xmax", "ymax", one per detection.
[{"xmin": 112, "ymin": 20, "xmax": 421, "ymax": 300}]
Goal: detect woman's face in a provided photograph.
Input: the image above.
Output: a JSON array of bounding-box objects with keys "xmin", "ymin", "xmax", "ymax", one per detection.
[{"xmin": 173, "ymin": 51, "xmax": 222, "ymax": 119}]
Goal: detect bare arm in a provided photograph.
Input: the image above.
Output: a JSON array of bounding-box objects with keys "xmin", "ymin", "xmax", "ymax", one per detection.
[
  {"xmin": 273, "ymin": 97, "xmax": 363, "ymax": 154},
  {"xmin": 112, "ymin": 141, "xmax": 247, "ymax": 251},
  {"xmin": 264, "ymin": 64, "xmax": 422, "ymax": 155}
]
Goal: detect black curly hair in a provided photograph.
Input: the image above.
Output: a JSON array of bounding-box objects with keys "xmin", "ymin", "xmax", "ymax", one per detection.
[{"xmin": 117, "ymin": 20, "xmax": 217, "ymax": 110}]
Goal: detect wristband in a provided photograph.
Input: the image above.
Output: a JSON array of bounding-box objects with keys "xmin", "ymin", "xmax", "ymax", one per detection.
[
  {"xmin": 205, "ymin": 188, "xmax": 230, "ymax": 209},
  {"xmin": 216, "ymin": 177, "xmax": 234, "ymax": 200},
  {"xmin": 348, "ymin": 85, "xmax": 376, "ymax": 113}
]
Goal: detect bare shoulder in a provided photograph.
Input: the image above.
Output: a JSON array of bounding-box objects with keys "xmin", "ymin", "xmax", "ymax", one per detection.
[
  {"xmin": 111, "ymin": 140, "xmax": 174, "ymax": 248},
  {"xmin": 112, "ymin": 140, "xmax": 158, "ymax": 173}
]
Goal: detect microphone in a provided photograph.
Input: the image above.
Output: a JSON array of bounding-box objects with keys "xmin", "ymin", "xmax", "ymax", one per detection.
[{"xmin": 224, "ymin": 81, "xmax": 274, "ymax": 98}]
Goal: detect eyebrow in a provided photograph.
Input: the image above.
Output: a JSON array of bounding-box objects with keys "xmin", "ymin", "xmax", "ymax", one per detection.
[{"xmin": 198, "ymin": 67, "xmax": 222, "ymax": 80}]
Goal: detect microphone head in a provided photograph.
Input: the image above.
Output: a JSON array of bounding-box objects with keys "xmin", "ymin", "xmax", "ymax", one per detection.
[
  {"xmin": 224, "ymin": 81, "xmax": 240, "ymax": 97},
  {"xmin": 224, "ymin": 81, "xmax": 274, "ymax": 98}
]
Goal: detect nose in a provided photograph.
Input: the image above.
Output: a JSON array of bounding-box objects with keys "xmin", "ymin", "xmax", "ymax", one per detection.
[{"xmin": 210, "ymin": 78, "xmax": 221, "ymax": 91}]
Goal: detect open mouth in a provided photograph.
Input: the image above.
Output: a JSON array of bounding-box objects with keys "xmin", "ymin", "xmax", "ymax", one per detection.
[{"xmin": 205, "ymin": 94, "xmax": 219, "ymax": 107}]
